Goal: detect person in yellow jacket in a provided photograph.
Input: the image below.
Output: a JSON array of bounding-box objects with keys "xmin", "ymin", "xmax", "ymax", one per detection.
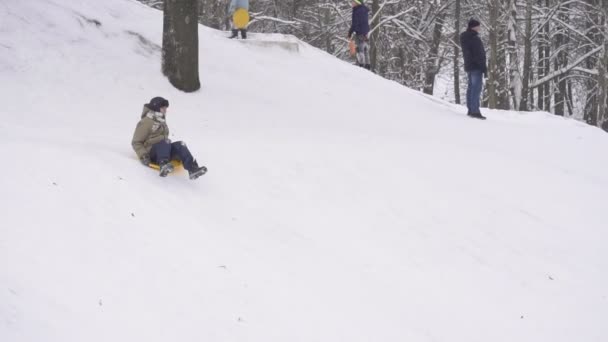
[
  {"xmin": 228, "ymin": 0, "xmax": 249, "ymax": 39},
  {"xmin": 132, "ymin": 97, "xmax": 207, "ymax": 179}
]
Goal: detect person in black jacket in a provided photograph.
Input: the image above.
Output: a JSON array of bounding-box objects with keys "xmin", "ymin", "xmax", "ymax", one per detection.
[
  {"xmin": 460, "ymin": 19, "xmax": 487, "ymax": 120},
  {"xmin": 347, "ymin": 0, "xmax": 371, "ymax": 70}
]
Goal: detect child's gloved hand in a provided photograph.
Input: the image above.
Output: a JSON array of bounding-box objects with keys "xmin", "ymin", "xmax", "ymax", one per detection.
[{"xmin": 140, "ymin": 154, "xmax": 151, "ymax": 165}]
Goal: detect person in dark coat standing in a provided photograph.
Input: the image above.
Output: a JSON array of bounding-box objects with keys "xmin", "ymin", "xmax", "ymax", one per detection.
[
  {"xmin": 347, "ymin": 0, "xmax": 371, "ymax": 70},
  {"xmin": 460, "ymin": 19, "xmax": 487, "ymax": 120}
]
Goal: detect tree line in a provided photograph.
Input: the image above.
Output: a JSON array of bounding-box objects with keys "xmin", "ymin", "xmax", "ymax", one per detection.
[{"xmin": 142, "ymin": 0, "xmax": 608, "ymax": 132}]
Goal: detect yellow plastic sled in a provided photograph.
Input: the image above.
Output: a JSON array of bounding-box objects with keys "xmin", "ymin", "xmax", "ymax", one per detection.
[
  {"xmin": 147, "ymin": 160, "xmax": 183, "ymax": 171},
  {"xmin": 233, "ymin": 8, "xmax": 250, "ymax": 29}
]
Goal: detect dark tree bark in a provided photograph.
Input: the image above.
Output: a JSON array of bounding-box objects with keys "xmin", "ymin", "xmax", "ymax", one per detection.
[
  {"xmin": 487, "ymin": 0, "xmax": 499, "ymax": 108},
  {"xmin": 163, "ymin": 0, "xmax": 201, "ymax": 92},
  {"xmin": 453, "ymin": 0, "xmax": 461, "ymax": 104},
  {"xmin": 543, "ymin": 0, "xmax": 551, "ymax": 111},
  {"xmin": 537, "ymin": 0, "xmax": 546, "ymax": 111},
  {"xmin": 599, "ymin": 2, "xmax": 608, "ymax": 128},
  {"xmin": 497, "ymin": 24, "xmax": 509, "ymax": 110},
  {"xmin": 553, "ymin": 1, "xmax": 569, "ymax": 116},
  {"xmin": 370, "ymin": 0, "xmax": 380, "ymax": 73},
  {"xmin": 423, "ymin": 3, "xmax": 445, "ymax": 95},
  {"xmin": 322, "ymin": 6, "xmax": 333, "ymax": 54},
  {"xmin": 506, "ymin": 0, "xmax": 519, "ymax": 110},
  {"xmin": 520, "ymin": 0, "xmax": 533, "ymax": 111},
  {"xmin": 583, "ymin": 0, "xmax": 600, "ymax": 125}
]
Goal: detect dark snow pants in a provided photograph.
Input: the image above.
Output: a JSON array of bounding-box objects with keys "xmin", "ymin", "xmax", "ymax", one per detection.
[{"xmin": 150, "ymin": 140, "xmax": 195, "ymax": 171}]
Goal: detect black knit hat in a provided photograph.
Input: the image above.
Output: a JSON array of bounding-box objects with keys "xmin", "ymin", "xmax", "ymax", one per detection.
[
  {"xmin": 468, "ymin": 19, "xmax": 481, "ymax": 29},
  {"xmin": 148, "ymin": 97, "xmax": 169, "ymax": 112}
]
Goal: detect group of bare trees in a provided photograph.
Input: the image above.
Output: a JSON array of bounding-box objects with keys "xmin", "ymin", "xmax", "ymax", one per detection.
[
  {"xmin": 144, "ymin": 0, "xmax": 608, "ymax": 132},
  {"xmin": 478, "ymin": 0, "xmax": 608, "ymax": 130}
]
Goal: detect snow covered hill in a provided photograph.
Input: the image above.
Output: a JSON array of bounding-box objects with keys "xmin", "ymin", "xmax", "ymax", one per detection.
[{"xmin": 1, "ymin": 0, "xmax": 608, "ymax": 341}]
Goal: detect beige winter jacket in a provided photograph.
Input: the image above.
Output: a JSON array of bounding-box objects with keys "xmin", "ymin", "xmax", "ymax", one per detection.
[{"xmin": 131, "ymin": 105, "xmax": 170, "ymax": 159}]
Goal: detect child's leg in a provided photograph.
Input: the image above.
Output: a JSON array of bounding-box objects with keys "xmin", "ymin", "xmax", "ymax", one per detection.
[
  {"xmin": 355, "ymin": 35, "xmax": 364, "ymax": 66},
  {"xmin": 363, "ymin": 41, "xmax": 371, "ymax": 66},
  {"xmin": 149, "ymin": 140, "xmax": 172, "ymax": 164},
  {"xmin": 355, "ymin": 35, "xmax": 369, "ymax": 66},
  {"xmin": 169, "ymin": 141, "xmax": 195, "ymax": 170},
  {"xmin": 229, "ymin": 20, "xmax": 238, "ymax": 38}
]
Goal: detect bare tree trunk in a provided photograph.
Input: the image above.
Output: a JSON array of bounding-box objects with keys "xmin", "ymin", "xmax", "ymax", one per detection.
[
  {"xmin": 163, "ymin": 0, "xmax": 201, "ymax": 92},
  {"xmin": 583, "ymin": 1, "xmax": 600, "ymax": 125},
  {"xmin": 497, "ymin": 26, "xmax": 509, "ymax": 110},
  {"xmin": 537, "ymin": 1, "xmax": 546, "ymax": 111},
  {"xmin": 507, "ymin": 0, "xmax": 520, "ymax": 110},
  {"xmin": 423, "ymin": 2, "xmax": 445, "ymax": 95},
  {"xmin": 599, "ymin": 3, "xmax": 608, "ymax": 129},
  {"xmin": 487, "ymin": 0, "xmax": 499, "ymax": 108},
  {"xmin": 323, "ymin": 6, "xmax": 332, "ymax": 54},
  {"xmin": 554, "ymin": 1, "xmax": 569, "ymax": 116},
  {"xmin": 370, "ymin": 0, "xmax": 380, "ymax": 73},
  {"xmin": 543, "ymin": 0, "xmax": 551, "ymax": 111},
  {"xmin": 520, "ymin": 0, "xmax": 533, "ymax": 111},
  {"xmin": 453, "ymin": 0, "xmax": 461, "ymax": 104},
  {"xmin": 566, "ymin": 81, "xmax": 574, "ymax": 116}
]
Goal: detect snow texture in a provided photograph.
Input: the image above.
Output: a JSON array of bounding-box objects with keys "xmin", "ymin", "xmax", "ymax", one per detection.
[{"xmin": 1, "ymin": 0, "xmax": 608, "ymax": 341}]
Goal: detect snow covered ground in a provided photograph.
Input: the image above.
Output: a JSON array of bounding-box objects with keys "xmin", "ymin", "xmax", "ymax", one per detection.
[{"xmin": 1, "ymin": 0, "xmax": 608, "ymax": 341}]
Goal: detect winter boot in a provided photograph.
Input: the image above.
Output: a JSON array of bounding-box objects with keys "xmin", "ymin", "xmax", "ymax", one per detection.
[
  {"xmin": 159, "ymin": 161, "xmax": 174, "ymax": 177},
  {"xmin": 364, "ymin": 64, "xmax": 371, "ymax": 70},
  {"xmin": 240, "ymin": 29, "xmax": 247, "ymax": 39},
  {"xmin": 229, "ymin": 29, "xmax": 238, "ymax": 39},
  {"xmin": 468, "ymin": 112, "xmax": 487, "ymax": 120},
  {"xmin": 188, "ymin": 160, "xmax": 207, "ymax": 180}
]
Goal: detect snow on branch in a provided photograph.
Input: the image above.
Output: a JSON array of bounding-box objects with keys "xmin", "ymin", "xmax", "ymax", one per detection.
[
  {"xmin": 249, "ymin": 16, "xmax": 300, "ymax": 27},
  {"xmin": 368, "ymin": 8, "xmax": 416, "ymax": 36},
  {"xmin": 530, "ymin": 45, "xmax": 604, "ymax": 88},
  {"xmin": 370, "ymin": 0, "xmax": 403, "ymax": 24}
]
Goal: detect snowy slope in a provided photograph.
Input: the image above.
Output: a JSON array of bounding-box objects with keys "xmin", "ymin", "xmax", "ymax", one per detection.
[{"xmin": 1, "ymin": 0, "xmax": 608, "ymax": 341}]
